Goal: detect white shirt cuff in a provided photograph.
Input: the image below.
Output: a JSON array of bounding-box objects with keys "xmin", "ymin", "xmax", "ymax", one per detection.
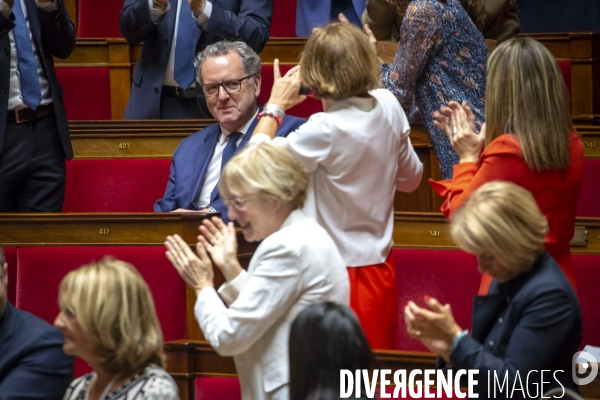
[
  {"xmin": 217, "ymin": 269, "xmax": 249, "ymax": 306},
  {"xmin": 35, "ymin": 0, "xmax": 57, "ymax": 11},
  {"xmin": 195, "ymin": 0, "xmax": 211, "ymax": 29},
  {"xmin": 148, "ymin": 0, "xmax": 170, "ymax": 24}
]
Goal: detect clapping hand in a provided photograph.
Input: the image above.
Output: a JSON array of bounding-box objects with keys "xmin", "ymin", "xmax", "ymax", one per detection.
[
  {"xmin": 404, "ymin": 296, "xmax": 463, "ymax": 362},
  {"xmin": 433, "ymin": 101, "xmax": 485, "ymax": 164},
  {"xmin": 165, "ymin": 234, "xmax": 214, "ymax": 295},
  {"xmin": 199, "ymin": 217, "xmax": 243, "ymax": 282}
]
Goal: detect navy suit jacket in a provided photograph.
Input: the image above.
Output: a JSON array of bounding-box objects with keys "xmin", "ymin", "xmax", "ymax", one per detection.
[
  {"xmin": 119, "ymin": 0, "xmax": 273, "ymax": 119},
  {"xmin": 442, "ymin": 252, "xmax": 581, "ymax": 398},
  {"xmin": 154, "ymin": 114, "xmax": 305, "ymax": 222},
  {"xmin": 0, "ymin": 0, "xmax": 75, "ymax": 159},
  {"xmin": 295, "ymin": 0, "xmax": 364, "ymax": 37},
  {"xmin": 0, "ymin": 302, "xmax": 74, "ymax": 399}
]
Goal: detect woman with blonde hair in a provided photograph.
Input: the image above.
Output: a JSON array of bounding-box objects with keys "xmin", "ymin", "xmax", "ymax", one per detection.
[
  {"xmin": 405, "ymin": 181, "xmax": 582, "ymax": 398},
  {"xmin": 165, "ymin": 142, "xmax": 349, "ymax": 400},
  {"xmin": 55, "ymin": 258, "xmax": 178, "ymax": 400},
  {"xmin": 247, "ymin": 21, "xmax": 423, "ymax": 350},
  {"xmin": 431, "ymin": 36, "xmax": 584, "ymax": 293}
]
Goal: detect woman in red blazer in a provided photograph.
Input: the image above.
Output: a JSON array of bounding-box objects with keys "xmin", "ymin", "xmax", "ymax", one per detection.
[{"xmin": 430, "ymin": 37, "xmax": 584, "ymax": 293}]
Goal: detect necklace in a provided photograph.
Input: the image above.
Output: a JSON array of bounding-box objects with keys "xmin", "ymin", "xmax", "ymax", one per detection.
[{"xmin": 85, "ymin": 373, "xmax": 120, "ymax": 400}]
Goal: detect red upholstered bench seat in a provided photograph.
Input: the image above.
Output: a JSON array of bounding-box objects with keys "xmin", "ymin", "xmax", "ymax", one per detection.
[
  {"xmin": 55, "ymin": 67, "xmax": 112, "ymax": 120},
  {"xmin": 195, "ymin": 377, "xmax": 241, "ymax": 400},
  {"xmin": 392, "ymin": 249, "xmax": 480, "ymax": 351},
  {"xmin": 63, "ymin": 159, "xmax": 171, "ymax": 212},
  {"xmin": 260, "ymin": 65, "xmax": 322, "ymax": 119},
  {"xmin": 576, "ymin": 158, "xmax": 600, "ymax": 217},
  {"xmin": 15, "ymin": 246, "xmax": 186, "ymax": 376}
]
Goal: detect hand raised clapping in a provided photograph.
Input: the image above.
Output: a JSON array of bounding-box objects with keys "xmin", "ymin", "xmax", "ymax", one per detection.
[
  {"xmin": 404, "ymin": 296, "xmax": 463, "ymax": 362},
  {"xmin": 432, "ymin": 101, "xmax": 485, "ymax": 164},
  {"xmin": 198, "ymin": 217, "xmax": 243, "ymax": 282},
  {"xmin": 165, "ymin": 234, "xmax": 214, "ymax": 295}
]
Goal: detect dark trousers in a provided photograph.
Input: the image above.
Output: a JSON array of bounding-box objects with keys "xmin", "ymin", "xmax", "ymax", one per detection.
[
  {"xmin": 330, "ymin": 0, "xmax": 362, "ymax": 26},
  {"xmin": 160, "ymin": 89, "xmax": 210, "ymax": 119},
  {"xmin": 0, "ymin": 113, "xmax": 65, "ymax": 211}
]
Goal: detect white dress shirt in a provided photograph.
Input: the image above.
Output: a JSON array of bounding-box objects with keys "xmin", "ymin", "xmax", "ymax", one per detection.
[
  {"xmin": 148, "ymin": 0, "xmax": 212, "ymax": 88},
  {"xmin": 196, "ymin": 110, "xmax": 257, "ymax": 207},
  {"xmin": 195, "ymin": 209, "xmax": 349, "ymax": 400},
  {"xmin": 252, "ymin": 89, "xmax": 424, "ymax": 267},
  {"xmin": 0, "ymin": 0, "xmax": 56, "ymax": 110}
]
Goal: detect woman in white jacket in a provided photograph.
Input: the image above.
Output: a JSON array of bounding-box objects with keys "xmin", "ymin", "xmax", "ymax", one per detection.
[{"xmin": 165, "ymin": 142, "xmax": 349, "ymax": 400}]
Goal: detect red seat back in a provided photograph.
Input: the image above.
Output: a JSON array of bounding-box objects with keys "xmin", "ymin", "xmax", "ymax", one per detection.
[
  {"xmin": 16, "ymin": 246, "xmax": 186, "ymax": 376},
  {"xmin": 3, "ymin": 246, "xmax": 17, "ymax": 305},
  {"xmin": 77, "ymin": 0, "xmax": 122, "ymax": 38},
  {"xmin": 573, "ymin": 255, "xmax": 600, "ymax": 347},
  {"xmin": 270, "ymin": 0, "xmax": 298, "ymax": 37},
  {"xmin": 576, "ymin": 159, "xmax": 600, "ymax": 217},
  {"xmin": 557, "ymin": 61, "xmax": 572, "ymax": 110},
  {"xmin": 195, "ymin": 377, "xmax": 241, "ymax": 400},
  {"xmin": 55, "ymin": 68, "xmax": 112, "ymax": 120},
  {"xmin": 260, "ymin": 65, "xmax": 322, "ymax": 119},
  {"xmin": 393, "ymin": 249, "xmax": 480, "ymax": 351},
  {"xmin": 63, "ymin": 159, "xmax": 171, "ymax": 212}
]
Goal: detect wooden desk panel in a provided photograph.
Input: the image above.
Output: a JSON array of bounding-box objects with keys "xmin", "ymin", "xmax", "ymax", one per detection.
[{"xmin": 393, "ymin": 213, "xmax": 600, "ymax": 253}]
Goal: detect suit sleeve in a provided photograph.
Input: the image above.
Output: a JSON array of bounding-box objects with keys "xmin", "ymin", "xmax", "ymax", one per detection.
[
  {"xmin": 154, "ymin": 147, "xmax": 180, "ymax": 212},
  {"xmin": 429, "ymin": 139, "xmax": 522, "ymax": 218},
  {"xmin": 194, "ymin": 244, "xmax": 302, "ymax": 357},
  {"xmin": 0, "ymin": 330, "xmax": 74, "ymax": 400},
  {"xmin": 450, "ymin": 290, "xmax": 577, "ymax": 391},
  {"xmin": 37, "ymin": 0, "xmax": 75, "ymax": 59},
  {"xmin": 202, "ymin": 0, "xmax": 273, "ymax": 53},
  {"xmin": 119, "ymin": 0, "xmax": 159, "ymax": 45}
]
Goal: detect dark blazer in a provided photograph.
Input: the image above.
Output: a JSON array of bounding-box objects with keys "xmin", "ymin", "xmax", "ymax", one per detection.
[
  {"xmin": 295, "ymin": 0, "xmax": 364, "ymax": 37},
  {"xmin": 0, "ymin": 0, "xmax": 75, "ymax": 159},
  {"xmin": 119, "ymin": 0, "xmax": 273, "ymax": 119},
  {"xmin": 0, "ymin": 301, "xmax": 74, "ymax": 399},
  {"xmin": 154, "ymin": 114, "xmax": 305, "ymax": 221},
  {"xmin": 443, "ymin": 252, "xmax": 582, "ymax": 398}
]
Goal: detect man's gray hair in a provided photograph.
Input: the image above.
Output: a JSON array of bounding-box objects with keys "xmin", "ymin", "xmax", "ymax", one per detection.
[{"xmin": 194, "ymin": 41, "xmax": 261, "ymax": 84}]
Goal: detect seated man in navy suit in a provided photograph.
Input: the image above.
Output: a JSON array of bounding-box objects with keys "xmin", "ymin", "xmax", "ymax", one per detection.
[
  {"xmin": 154, "ymin": 41, "xmax": 305, "ymax": 222},
  {"xmin": 0, "ymin": 246, "xmax": 74, "ymax": 398}
]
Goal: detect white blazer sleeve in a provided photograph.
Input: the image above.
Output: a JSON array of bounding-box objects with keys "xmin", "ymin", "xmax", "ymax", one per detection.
[
  {"xmin": 217, "ymin": 270, "xmax": 250, "ymax": 306},
  {"xmin": 194, "ymin": 244, "xmax": 303, "ymax": 357},
  {"xmin": 395, "ymin": 108, "xmax": 423, "ymax": 192}
]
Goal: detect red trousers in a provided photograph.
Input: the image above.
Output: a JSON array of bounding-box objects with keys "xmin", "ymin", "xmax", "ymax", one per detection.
[{"xmin": 347, "ymin": 252, "xmax": 397, "ymax": 350}]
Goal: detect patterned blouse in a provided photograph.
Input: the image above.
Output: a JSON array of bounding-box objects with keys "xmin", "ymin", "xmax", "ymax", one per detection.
[
  {"xmin": 62, "ymin": 365, "xmax": 179, "ymax": 400},
  {"xmin": 381, "ymin": 0, "xmax": 488, "ymax": 179}
]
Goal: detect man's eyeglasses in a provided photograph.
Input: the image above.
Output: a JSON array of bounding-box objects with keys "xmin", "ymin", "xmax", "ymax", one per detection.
[
  {"xmin": 200, "ymin": 75, "xmax": 254, "ymax": 97},
  {"xmin": 223, "ymin": 195, "xmax": 253, "ymax": 211}
]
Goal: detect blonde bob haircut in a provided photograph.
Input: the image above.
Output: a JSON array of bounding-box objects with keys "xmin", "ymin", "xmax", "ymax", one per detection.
[
  {"xmin": 485, "ymin": 37, "xmax": 573, "ymax": 171},
  {"xmin": 450, "ymin": 181, "xmax": 549, "ymax": 274},
  {"xmin": 220, "ymin": 142, "xmax": 308, "ymax": 209},
  {"xmin": 58, "ymin": 258, "xmax": 164, "ymax": 374},
  {"xmin": 300, "ymin": 22, "xmax": 380, "ymax": 100}
]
